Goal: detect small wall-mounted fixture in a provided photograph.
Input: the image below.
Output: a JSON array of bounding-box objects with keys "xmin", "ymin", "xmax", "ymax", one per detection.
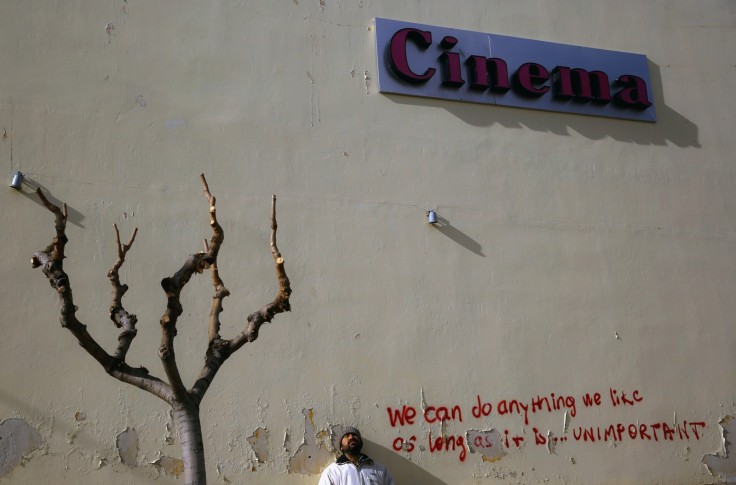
[
  {"xmin": 9, "ymin": 171, "xmax": 24, "ymax": 190},
  {"xmin": 427, "ymin": 210, "xmax": 438, "ymax": 224}
]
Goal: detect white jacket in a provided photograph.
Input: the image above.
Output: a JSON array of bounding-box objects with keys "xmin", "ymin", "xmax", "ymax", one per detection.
[{"xmin": 318, "ymin": 454, "xmax": 395, "ymax": 485}]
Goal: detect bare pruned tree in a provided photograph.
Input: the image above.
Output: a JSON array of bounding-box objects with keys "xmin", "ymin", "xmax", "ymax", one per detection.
[{"xmin": 30, "ymin": 174, "xmax": 292, "ymax": 485}]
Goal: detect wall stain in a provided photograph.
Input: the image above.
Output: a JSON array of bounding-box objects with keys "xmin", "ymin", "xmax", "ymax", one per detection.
[
  {"xmin": 152, "ymin": 456, "xmax": 185, "ymax": 478},
  {"xmin": 287, "ymin": 409, "xmax": 332, "ymax": 474},
  {"xmin": 105, "ymin": 23, "xmax": 114, "ymax": 43},
  {"xmin": 247, "ymin": 427, "xmax": 269, "ymax": 463},
  {"xmin": 702, "ymin": 415, "xmax": 735, "ymax": 482},
  {"xmin": 116, "ymin": 427, "xmax": 138, "ymax": 467},
  {"xmin": 0, "ymin": 418, "xmax": 42, "ymax": 477}
]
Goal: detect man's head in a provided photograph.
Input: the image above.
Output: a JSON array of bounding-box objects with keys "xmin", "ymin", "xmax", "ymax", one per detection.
[{"xmin": 338, "ymin": 426, "xmax": 362, "ymax": 455}]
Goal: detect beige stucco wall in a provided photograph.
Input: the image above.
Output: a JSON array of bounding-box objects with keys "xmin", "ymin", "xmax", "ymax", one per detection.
[{"xmin": 1, "ymin": 1, "xmax": 735, "ymax": 483}]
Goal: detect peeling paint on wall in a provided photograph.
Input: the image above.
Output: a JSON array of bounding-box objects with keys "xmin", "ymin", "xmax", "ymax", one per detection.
[
  {"xmin": 329, "ymin": 424, "xmax": 347, "ymax": 450},
  {"xmin": 152, "ymin": 456, "xmax": 185, "ymax": 478},
  {"xmin": 287, "ymin": 409, "xmax": 332, "ymax": 474},
  {"xmin": 702, "ymin": 415, "xmax": 735, "ymax": 482},
  {"xmin": 466, "ymin": 429, "xmax": 506, "ymax": 462},
  {"xmin": 116, "ymin": 427, "xmax": 138, "ymax": 467},
  {"xmin": 164, "ymin": 410, "xmax": 175, "ymax": 445},
  {"xmin": 0, "ymin": 418, "xmax": 42, "ymax": 477},
  {"xmin": 247, "ymin": 427, "xmax": 269, "ymax": 463}
]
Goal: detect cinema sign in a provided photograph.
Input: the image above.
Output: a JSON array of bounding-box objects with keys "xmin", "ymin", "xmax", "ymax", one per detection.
[{"xmin": 375, "ymin": 18, "xmax": 656, "ymax": 122}]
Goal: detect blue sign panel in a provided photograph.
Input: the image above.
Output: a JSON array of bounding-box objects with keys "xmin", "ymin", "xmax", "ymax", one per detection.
[{"xmin": 375, "ymin": 18, "xmax": 656, "ymax": 122}]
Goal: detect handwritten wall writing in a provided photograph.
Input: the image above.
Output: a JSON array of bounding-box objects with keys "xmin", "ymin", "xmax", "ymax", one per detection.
[{"xmin": 386, "ymin": 388, "xmax": 706, "ymax": 462}]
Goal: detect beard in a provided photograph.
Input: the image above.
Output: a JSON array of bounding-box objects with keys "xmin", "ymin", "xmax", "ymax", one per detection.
[{"xmin": 342, "ymin": 438, "xmax": 363, "ymax": 454}]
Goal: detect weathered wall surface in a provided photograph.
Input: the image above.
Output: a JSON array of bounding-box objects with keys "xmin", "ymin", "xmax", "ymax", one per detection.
[{"xmin": 1, "ymin": 1, "xmax": 735, "ymax": 484}]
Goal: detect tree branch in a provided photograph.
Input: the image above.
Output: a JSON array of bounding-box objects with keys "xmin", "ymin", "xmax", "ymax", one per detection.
[
  {"xmin": 31, "ymin": 188, "xmax": 114, "ymax": 368},
  {"xmin": 191, "ymin": 194, "xmax": 291, "ymax": 403},
  {"xmin": 201, "ymin": 173, "xmax": 228, "ymax": 346},
  {"xmin": 205, "ymin": 239, "xmax": 230, "ymax": 344},
  {"xmin": 32, "ymin": 188, "xmax": 172, "ymax": 403},
  {"xmin": 109, "ymin": 223, "xmax": 139, "ymax": 361},
  {"xmin": 229, "ymin": 194, "xmax": 292, "ymax": 353},
  {"xmin": 110, "ymin": 364, "xmax": 174, "ymax": 403},
  {"xmin": 158, "ymin": 174, "xmax": 224, "ymax": 402}
]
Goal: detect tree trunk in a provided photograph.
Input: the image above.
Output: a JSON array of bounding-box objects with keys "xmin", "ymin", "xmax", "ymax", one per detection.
[{"xmin": 174, "ymin": 400, "xmax": 207, "ymax": 485}]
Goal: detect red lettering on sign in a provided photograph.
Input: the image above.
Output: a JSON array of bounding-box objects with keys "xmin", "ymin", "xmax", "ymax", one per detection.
[
  {"xmin": 514, "ymin": 62, "xmax": 550, "ymax": 97},
  {"xmin": 388, "ymin": 28, "xmax": 436, "ymax": 84}
]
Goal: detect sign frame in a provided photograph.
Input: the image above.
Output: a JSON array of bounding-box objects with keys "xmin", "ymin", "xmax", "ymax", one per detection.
[{"xmin": 375, "ymin": 18, "xmax": 656, "ymax": 122}]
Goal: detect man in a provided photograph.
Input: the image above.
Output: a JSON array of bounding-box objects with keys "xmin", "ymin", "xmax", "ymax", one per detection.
[{"xmin": 318, "ymin": 426, "xmax": 395, "ymax": 485}]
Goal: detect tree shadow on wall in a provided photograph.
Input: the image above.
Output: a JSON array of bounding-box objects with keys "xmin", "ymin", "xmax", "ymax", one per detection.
[
  {"xmin": 386, "ymin": 61, "xmax": 699, "ymax": 148},
  {"xmin": 363, "ymin": 440, "xmax": 448, "ymax": 485},
  {"xmin": 13, "ymin": 175, "xmax": 85, "ymax": 227}
]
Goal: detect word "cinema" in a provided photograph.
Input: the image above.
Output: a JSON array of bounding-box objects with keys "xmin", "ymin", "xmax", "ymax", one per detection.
[{"xmin": 375, "ymin": 18, "xmax": 656, "ymax": 122}]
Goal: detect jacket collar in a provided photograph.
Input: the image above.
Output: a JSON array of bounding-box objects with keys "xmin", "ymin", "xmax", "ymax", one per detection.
[{"xmin": 336, "ymin": 453, "xmax": 372, "ymax": 466}]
